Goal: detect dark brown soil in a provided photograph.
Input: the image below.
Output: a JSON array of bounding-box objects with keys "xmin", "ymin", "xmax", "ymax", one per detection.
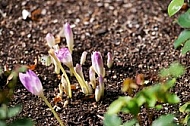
[{"xmin": 0, "ymin": 0, "xmax": 190, "ymax": 126}]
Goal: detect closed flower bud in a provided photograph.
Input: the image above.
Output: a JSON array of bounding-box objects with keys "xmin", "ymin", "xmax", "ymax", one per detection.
[
  {"xmin": 89, "ymin": 66, "xmax": 96, "ymax": 89},
  {"xmin": 107, "ymin": 52, "xmax": 114, "ymax": 68},
  {"xmin": 64, "ymin": 23, "xmax": 74, "ymax": 54},
  {"xmin": 45, "ymin": 33, "xmax": 56, "ymax": 48},
  {"xmin": 55, "ymin": 47, "xmax": 73, "ymax": 68},
  {"xmin": 95, "ymin": 86, "xmax": 101, "ymax": 102},
  {"xmin": 19, "ymin": 70, "xmax": 44, "ymax": 97},
  {"xmin": 74, "ymin": 64, "xmax": 85, "ymax": 81},
  {"xmin": 91, "ymin": 51, "xmax": 104, "ymax": 77},
  {"xmin": 80, "ymin": 51, "xmax": 87, "ymax": 65}
]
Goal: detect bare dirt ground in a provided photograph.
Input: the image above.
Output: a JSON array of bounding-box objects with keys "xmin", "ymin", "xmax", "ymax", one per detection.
[{"xmin": 0, "ymin": 0, "xmax": 190, "ymax": 125}]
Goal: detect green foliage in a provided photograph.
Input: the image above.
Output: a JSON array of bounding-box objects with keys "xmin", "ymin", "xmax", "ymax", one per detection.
[
  {"xmin": 103, "ymin": 114, "xmax": 122, "ymax": 126},
  {"xmin": 174, "ymin": 30, "xmax": 190, "ymax": 49},
  {"xmin": 181, "ymin": 39, "xmax": 190, "ymax": 54},
  {"xmin": 103, "ymin": 114, "xmax": 138, "ymax": 126},
  {"xmin": 0, "ymin": 104, "xmax": 34, "ymax": 126},
  {"xmin": 8, "ymin": 118, "xmax": 34, "ymax": 126},
  {"xmin": 168, "ymin": 0, "xmax": 184, "ymax": 17},
  {"xmin": 179, "ymin": 102, "xmax": 190, "ymax": 113},
  {"xmin": 159, "ymin": 62, "xmax": 185, "ymax": 78},
  {"xmin": 152, "ymin": 114, "xmax": 178, "ymax": 126},
  {"xmin": 123, "ymin": 119, "xmax": 138, "ymax": 126},
  {"xmin": 179, "ymin": 102, "xmax": 190, "ymax": 125},
  {"xmin": 177, "ymin": 9, "xmax": 190, "ymax": 28},
  {"xmin": 0, "ymin": 104, "xmax": 21, "ymax": 119},
  {"xmin": 168, "ymin": 1, "xmax": 190, "ymax": 54},
  {"xmin": 175, "ymin": 9, "xmax": 190, "ymax": 54},
  {"xmin": 104, "ymin": 62, "xmax": 185, "ymax": 125},
  {"xmin": 107, "ymin": 96, "xmax": 131, "ymax": 115}
]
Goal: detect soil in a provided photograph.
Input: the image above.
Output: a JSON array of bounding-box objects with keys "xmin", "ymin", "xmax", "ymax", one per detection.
[{"xmin": 0, "ymin": 0, "xmax": 190, "ymax": 126}]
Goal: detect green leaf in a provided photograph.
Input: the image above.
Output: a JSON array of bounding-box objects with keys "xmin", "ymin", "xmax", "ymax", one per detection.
[
  {"xmin": 7, "ymin": 105, "xmax": 22, "ymax": 118},
  {"xmin": 103, "ymin": 114, "xmax": 122, "ymax": 126},
  {"xmin": 166, "ymin": 93, "xmax": 180, "ymax": 104},
  {"xmin": 155, "ymin": 105, "xmax": 163, "ymax": 110},
  {"xmin": 152, "ymin": 114, "xmax": 176, "ymax": 126},
  {"xmin": 179, "ymin": 102, "xmax": 190, "ymax": 113},
  {"xmin": 177, "ymin": 9, "xmax": 190, "ymax": 28},
  {"xmin": 159, "ymin": 68, "xmax": 170, "ymax": 78},
  {"xmin": 164, "ymin": 78, "xmax": 176, "ymax": 90},
  {"xmin": 123, "ymin": 119, "xmax": 138, "ymax": 126},
  {"xmin": 0, "ymin": 104, "xmax": 7, "ymax": 119},
  {"xmin": 0, "ymin": 121, "xmax": 6, "ymax": 126},
  {"xmin": 182, "ymin": 39, "xmax": 190, "ymax": 54},
  {"xmin": 125, "ymin": 99, "xmax": 139, "ymax": 116},
  {"xmin": 169, "ymin": 62, "xmax": 185, "ymax": 77},
  {"xmin": 168, "ymin": 0, "xmax": 184, "ymax": 17},
  {"xmin": 159, "ymin": 62, "xmax": 185, "ymax": 78},
  {"xmin": 107, "ymin": 96, "xmax": 131, "ymax": 115},
  {"xmin": 8, "ymin": 118, "xmax": 34, "ymax": 126},
  {"xmin": 183, "ymin": 115, "xmax": 190, "ymax": 125}
]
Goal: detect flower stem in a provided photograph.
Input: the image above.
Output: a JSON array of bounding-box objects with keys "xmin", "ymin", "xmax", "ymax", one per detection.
[
  {"xmin": 41, "ymin": 95, "xmax": 65, "ymax": 126},
  {"xmin": 70, "ymin": 67, "xmax": 91, "ymax": 94}
]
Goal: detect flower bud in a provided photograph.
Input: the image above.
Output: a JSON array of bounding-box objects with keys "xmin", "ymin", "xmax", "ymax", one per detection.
[
  {"xmin": 74, "ymin": 64, "xmax": 85, "ymax": 81},
  {"xmin": 107, "ymin": 52, "xmax": 114, "ymax": 68},
  {"xmin": 89, "ymin": 66, "xmax": 96, "ymax": 89},
  {"xmin": 61, "ymin": 74, "xmax": 68, "ymax": 95},
  {"xmin": 64, "ymin": 23, "xmax": 74, "ymax": 54},
  {"xmin": 95, "ymin": 86, "xmax": 101, "ymax": 102},
  {"xmin": 55, "ymin": 47, "xmax": 73, "ymax": 68},
  {"xmin": 80, "ymin": 51, "xmax": 87, "ymax": 65},
  {"xmin": 91, "ymin": 51, "xmax": 104, "ymax": 77},
  {"xmin": 19, "ymin": 70, "xmax": 44, "ymax": 97},
  {"xmin": 45, "ymin": 33, "xmax": 56, "ymax": 48}
]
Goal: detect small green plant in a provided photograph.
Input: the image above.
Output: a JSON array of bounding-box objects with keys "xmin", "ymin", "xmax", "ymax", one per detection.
[
  {"xmin": 0, "ymin": 104, "xmax": 34, "ymax": 126},
  {"xmin": 104, "ymin": 62, "xmax": 186, "ymax": 126},
  {"xmin": 168, "ymin": 0, "xmax": 190, "ymax": 54},
  {"xmin": 179, "ymin": 102, "xmax": 190, "ymax": 125}
]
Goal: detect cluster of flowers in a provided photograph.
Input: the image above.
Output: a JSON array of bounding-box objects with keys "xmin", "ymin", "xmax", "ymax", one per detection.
[{"xmin": 19, "ymin": 23, "xmax": 114, "ymax": 103}]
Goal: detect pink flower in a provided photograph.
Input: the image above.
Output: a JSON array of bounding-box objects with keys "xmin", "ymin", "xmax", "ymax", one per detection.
[
  {"xmin": 64, "ymin": 23, "xmax": 74, "ymax": 54},
  {"xmin": 91, "ymin": 51, "xmax": 104, "ymax": 77},
  {"xmin": 19, "ymin": 70, "xmax": 43, "ymax": 96},
  {"xmin": 55, "ymin": 47, "xmax": 73, "ymax": 68}
]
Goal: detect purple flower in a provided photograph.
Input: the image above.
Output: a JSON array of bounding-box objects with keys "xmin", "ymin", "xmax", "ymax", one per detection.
[
  {"xmin": 64, "ymin": 23, "xmax": 74, "ymax": 54},
  {"xmin": 91, "ymin": 51, "xmax": 104, "ymax": 77},
  {"xmin": 55, "ymin": 47, "xmax": 73, "ymax": 68},
  {"xmin": 19, "ymin": 70, "xmax": 43, "ymax": 96},
  {"xmin": 45, "ymin": 33, "xmax": 55, "ymax": 48}
]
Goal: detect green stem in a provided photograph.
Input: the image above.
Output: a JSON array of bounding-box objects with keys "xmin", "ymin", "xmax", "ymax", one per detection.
[
  {"xmin": 58, "ymin": 63, "xmax": 72, "ymax": 97},
  {"xmin": 70, "ymin": 67, "xmax": 91, "ymax": 94},
  {"xmin": 41, "ymin": 95, "xmax": 65, "ymax": 126}
]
